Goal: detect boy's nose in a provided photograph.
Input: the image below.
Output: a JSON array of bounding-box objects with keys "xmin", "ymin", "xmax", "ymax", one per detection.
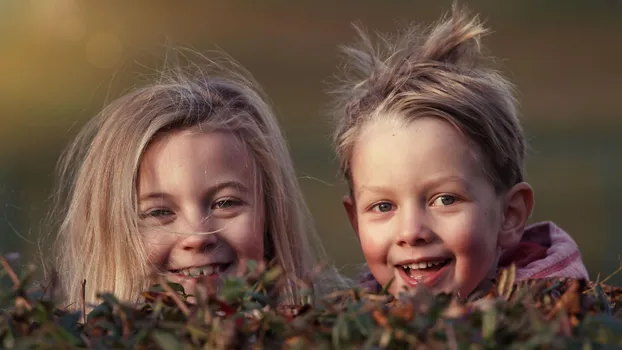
[{"xmin": 397, "ymin": 208, "xmax": 436, "ymax": 246}]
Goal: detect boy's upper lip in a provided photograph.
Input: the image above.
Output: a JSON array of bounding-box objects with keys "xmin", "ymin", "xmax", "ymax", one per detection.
[{"xmin": 394, "ymin": 256, "xmax": 452, "ymax": 266}]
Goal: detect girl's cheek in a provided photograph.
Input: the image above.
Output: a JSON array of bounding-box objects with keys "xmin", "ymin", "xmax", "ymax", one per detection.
[
  {"xmin": 225, "ymin": 215, "xmax": 265, "ymax": 262},
  {"xmin": 142, "ymin": 231, "xmax": 173, "ymax": 266}
]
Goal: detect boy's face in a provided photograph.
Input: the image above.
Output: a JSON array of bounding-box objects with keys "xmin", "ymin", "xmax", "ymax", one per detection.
[{"xmin": 344, "ymin": 117, "xmax": 528, "ymax": 297}]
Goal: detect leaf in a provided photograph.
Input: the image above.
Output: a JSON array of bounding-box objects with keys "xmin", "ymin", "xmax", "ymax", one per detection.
[
  {"xmin": 482, "ymin": 308, "xmax": 497, "ymax": 341},
  {"xmin": 58, "ymin": 311, "xmax": 81, "ymax": 330},
  {"xmin": 584, "ymin": 313, "xmax": 622, "ymax": 336},
  {"xmin": 372, "ymin": 309, "xmax": 388, "ymax": 327},
  {"xmin": 496, "ymin": 264, "xmax": 516, "ymax": 300},
  {"xmin": 152, "ymin": 330, "xmax": 184, "ymax": 350},
  {"xmin": 380, "ymin": 277, "xmax": 395, "ymax": 295},
  {"xmin": 379, "ymin": 328, "xmax": 392, "ymax": 348},
  {"xmin": 262, "ymin": 265, "xmax": 284, "ymax": 283},
  {"xmin": 244, "ymin": 260, "xmax": 259, "ymax": 272},
  {"xmin": 148, "ymin": 282, "xmax": 186, "ymax": 295},
  {"xmin": 331, "ymin": 313, "xmax": 345, "ymax": 349},
  {"xmin": 594, "ymin": 283, "xmax": 613, "ymax": 315}
]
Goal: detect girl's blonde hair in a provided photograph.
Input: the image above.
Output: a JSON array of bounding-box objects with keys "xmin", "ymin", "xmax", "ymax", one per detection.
[
  {"xmin": 331, "ymin": 5, "xmax": 525, "ymax": 193},
  {"xmin": 49, "ymin": 51, "xmax": 345, "ymax": 308}
]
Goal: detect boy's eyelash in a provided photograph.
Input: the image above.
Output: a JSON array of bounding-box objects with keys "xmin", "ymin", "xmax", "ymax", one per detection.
[
  {"xmin": 369, "ymin": 201, "xmax": 394, "ymax": 213},
  {"xmin": 431, "ymin": 194, "xmax": 460, "ymax": 206},
  {"xmin": 365, "ymin": 195, "xmax": 460, "ymax": 212}
]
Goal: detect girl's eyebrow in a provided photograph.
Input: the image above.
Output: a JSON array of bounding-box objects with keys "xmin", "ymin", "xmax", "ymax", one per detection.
[
  {"xmin": 139, "ymin": 192, "xmax": 173, "ymax": 203},
  {"xmin": 210, "ymin": 180, "xmax": 249, "ymax": 194},
  {"xmin": 138, "ymin": 180, "xmax": 249, "ymax": 203}
]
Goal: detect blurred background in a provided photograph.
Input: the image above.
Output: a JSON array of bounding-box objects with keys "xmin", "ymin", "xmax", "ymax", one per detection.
[{"xmin": 1, "ymin": 1, "xmax": 621, "ymax": 285}]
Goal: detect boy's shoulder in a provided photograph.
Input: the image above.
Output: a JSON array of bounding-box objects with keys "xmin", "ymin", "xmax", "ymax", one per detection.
[{"xmin": 499, "ymin": 221, "xmax": 589, "ymax": 281}]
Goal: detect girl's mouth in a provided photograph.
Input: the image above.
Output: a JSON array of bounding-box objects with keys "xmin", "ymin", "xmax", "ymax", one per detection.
[
  {"xmin": 169, "ymin": 263, "xmax": 233, "ymax": 278},
  {"xmin": 397, "ymin": 258, "xmax": 452, "ymax": 287}
]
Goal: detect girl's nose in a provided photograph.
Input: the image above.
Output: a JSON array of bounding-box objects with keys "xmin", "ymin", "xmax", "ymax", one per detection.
[
  {"xmin": 177, "ymin": 209, "xmax": 219, "ymax": 251},
  {"xmin": 179, "ymin": 232, "xmax": 219, "ymax": 252}
]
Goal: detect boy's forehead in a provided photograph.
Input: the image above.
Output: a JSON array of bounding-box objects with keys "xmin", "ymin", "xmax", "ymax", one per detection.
[{"xmin": 350, "ymin": 117, "xmax": 490, "ymax": 191}]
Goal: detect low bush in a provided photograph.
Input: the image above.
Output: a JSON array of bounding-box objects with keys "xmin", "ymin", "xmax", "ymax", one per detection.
[{"xmin": 1, "ymin": 256, "xmax": 621, "ymax": 349}]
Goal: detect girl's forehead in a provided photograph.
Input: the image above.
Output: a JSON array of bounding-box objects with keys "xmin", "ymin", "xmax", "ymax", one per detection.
[{"xmin": 137, "ymin": 130, "xmax": 259, "ymax": 191}]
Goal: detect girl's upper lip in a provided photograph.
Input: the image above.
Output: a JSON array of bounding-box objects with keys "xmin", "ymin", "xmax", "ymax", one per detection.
[
  {"xmin": 395, "ymin": 256, "xmax": 452, "ymax": 266},
  {"xmin": 168, "ymin": 261, "xmax": 232, "ymax": 272}
]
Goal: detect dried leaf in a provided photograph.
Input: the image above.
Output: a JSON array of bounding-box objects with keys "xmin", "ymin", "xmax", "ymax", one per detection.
[{"xmin": 496, "ymin": 264, "xmax": 516, "ymax": 300}]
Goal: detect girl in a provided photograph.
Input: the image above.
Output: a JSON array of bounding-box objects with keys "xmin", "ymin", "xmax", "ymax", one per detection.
[
  {"xmin": 49, "ymin": 51, "xmax": 346, "ymax": 309},
  {"xmin": 329, "ymin": 7, "xmax": 589, "ymax": 299}
]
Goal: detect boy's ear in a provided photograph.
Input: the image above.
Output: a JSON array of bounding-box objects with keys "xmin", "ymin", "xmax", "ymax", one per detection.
[
  {"xmin": 498, "ymin": 182, "xmax": 534, "ymax": 249},
  {"xmin": 342, "ymin": 195, "xmax": 359, "ymax": 239}
]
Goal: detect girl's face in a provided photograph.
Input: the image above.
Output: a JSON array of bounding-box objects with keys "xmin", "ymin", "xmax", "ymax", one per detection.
[
  {"xmin": 137, "ymin": 129, "xmax": 265, "ymax": 296},
  {"xmin": 344, "ymin": 117, "xmax": 528, "ymax": 298}
]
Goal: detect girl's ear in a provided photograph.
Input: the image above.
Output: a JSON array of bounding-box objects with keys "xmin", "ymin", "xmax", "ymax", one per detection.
[
  {"xmin": 342, "ymin": 195, "xmax": 360, "ymax": 239},
  {"xmin": 498, "ymin": 182, "xmax": 534, "ymax": 249}
]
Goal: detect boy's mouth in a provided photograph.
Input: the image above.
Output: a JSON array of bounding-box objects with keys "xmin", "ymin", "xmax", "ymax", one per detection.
[
  {"xmin": 169, "ymin": 263, "xmax": 233, "ymax": 277},
  {"xmin": 397, "ymin": 258, "xmax": 452, "ymax": 286}
]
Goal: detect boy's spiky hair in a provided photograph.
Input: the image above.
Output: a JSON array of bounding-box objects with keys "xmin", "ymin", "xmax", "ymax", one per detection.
[{"xmin": 331, "ymin": 5, "xmax": 524, "ymax": 193}]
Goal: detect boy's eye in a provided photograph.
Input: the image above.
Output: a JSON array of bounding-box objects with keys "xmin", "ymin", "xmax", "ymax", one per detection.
[
  {"xmin": 372, "ymin": 202, "xmax": 393, "ymax": 213},
  {"xmin": 432, "ymin": 195, "xmax": 457, "ymax": 206},
  {"xmin": 211, "ymin": 198, "xmax": 240, "ymax": 210}
]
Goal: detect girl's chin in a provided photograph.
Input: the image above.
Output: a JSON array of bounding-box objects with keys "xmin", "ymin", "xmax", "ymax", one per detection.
[{"xmin": 163, "ymin": 264, "xmax": 237, "ymax": 296}]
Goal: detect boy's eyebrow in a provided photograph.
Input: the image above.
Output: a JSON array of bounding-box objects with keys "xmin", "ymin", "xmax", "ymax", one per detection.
[
  {"xmin": 355, "ymin": 175, "xmax": 470, "ymax": 198},
  {"xmin": 356, "ymin": 185, "xmax": 391, "ymax": 198},
  {"xmin": 424, "ymin": 175, "xmax": 470, "ymax": 189},
  {"xmin": 138, "ymin": 180, "xmax": 250, "ymax": 202}
]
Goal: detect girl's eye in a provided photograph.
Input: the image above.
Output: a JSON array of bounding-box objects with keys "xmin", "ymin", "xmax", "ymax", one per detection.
[
  {"xmin": 142, "ymin": 208, "xmax": 174, "ymax": 218},
  {"xmin": 211, "ymin": 198, "xmax": 240, "ymax": 210},
  {"xmin": 431, "ymin": 195, "xmax": 457, "ymax": 206},
  {"xmin": 372, "ymin": 202, "xmax": 394, "ymax": 213}
]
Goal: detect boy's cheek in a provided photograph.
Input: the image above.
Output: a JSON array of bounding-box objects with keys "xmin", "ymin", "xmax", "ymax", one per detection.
[{"xmin": 359, "ymin": 227, "xmax": 391, "ymax": 266}]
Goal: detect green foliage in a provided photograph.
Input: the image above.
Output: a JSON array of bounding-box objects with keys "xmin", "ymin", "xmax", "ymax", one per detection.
[{"xmin": 1, "ymin": 255, "xmax": 621, "ymax": 349}]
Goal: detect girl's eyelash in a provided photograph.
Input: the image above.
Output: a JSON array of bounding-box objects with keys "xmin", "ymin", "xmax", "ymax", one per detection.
[
  {"xmin": 140, "ymin": 208, "xmax": 174, "ymax": 218},
  {"xmin": 211, "ymin": 197, "xmax": 242, "ymax": 210}
]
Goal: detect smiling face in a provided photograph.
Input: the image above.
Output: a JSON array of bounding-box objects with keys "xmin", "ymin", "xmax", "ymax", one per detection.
[
  {"xmin": 137, "ymin": 129, "xmax": 265, "ymax": 296},
  {"xmin": 344, "ymin": 116, "xmax": 517, "ymax": 297}
]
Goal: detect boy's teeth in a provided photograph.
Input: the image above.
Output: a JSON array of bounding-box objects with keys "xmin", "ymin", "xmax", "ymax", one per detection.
[{"xmin": 405, "ymin": 260, "xmax": 445, "ymax": 270}]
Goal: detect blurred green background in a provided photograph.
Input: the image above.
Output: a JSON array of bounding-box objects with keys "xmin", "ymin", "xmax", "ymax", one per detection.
[{"xmin": 1, "ymin": 1, "xmax": 621, "ymax": 285}]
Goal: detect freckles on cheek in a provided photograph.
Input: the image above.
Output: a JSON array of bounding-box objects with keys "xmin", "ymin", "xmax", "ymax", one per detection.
[
  {"xmin": 359, "ymin": 230, "xmax": 388, "ymax": 264},
  {"xmin": 232, "ymin": 231, "xmax": 265, "ymax": 262},
  {"xmin": 144, "ymin": 239, "xmax": 170, "ymax": 267},
  {"xmin": 141, "ymin": 229, "xmax": 177, "ymax": 266}
]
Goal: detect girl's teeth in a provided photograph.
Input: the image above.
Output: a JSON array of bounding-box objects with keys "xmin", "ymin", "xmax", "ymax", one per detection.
[{"xmin": 183, "ymin": 265, "xmax": 218, "ymax": 277}]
